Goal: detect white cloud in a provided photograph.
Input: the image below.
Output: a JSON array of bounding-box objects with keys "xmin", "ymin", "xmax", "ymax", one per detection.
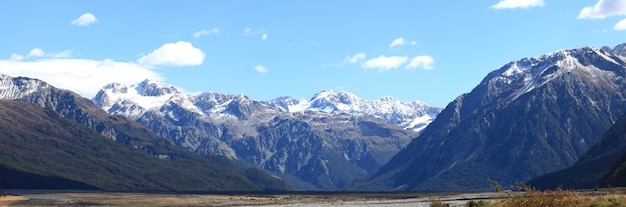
[
  {"xmin": 362, "ymin": 56, "xmax": 408, "ymax": 71},
  {"xmin": 243, "ymin": 28, "xmax": 259, "ymax": 36},
  {"xmin": 9, "ymin": 53, "xmax": 24, "ymax": 61},
  {"xmin": 253, "ymin": 65, "xmax": 268, "ymax": 73},
  {"xmin": 345, "ymin": 53, "xmax": 366, "ymax": 64},
  {"xmin": 407, "ymin": 56, "xmax": 435, "ymax": 70},
  {"xmin": 193, "ymin": 28, "xmax": 219, "ymax": 38},
  {"xmin": 490, "ymin": 0, "xmax": 544, "ymax": 9},
  {"xmin": 49, "ymin": 50, "xmax": 72, "ymax": 58},
  {"xmin": 27, "ymin": 48, "xmax": 45, "ymax": 58},
  {"xmin": 242, "ymin": 28, "xmax": 268, "ymax": 40},
  {"xmin": 71, "ymin": 13, "xmax": 98, "ymax": 26},
  {"xmin": 390, "ymin": 37, "xmax": 407, "ymax": 47},
  {"xmin": 137, "ymin": 41, "xmax": 205, "ymax": 67},
  {"xmin": 411, "ymin": 41, "xmax": 418, "ymax": 46},
  {"xmin": 578, "ymin": 0, "xmax": 626, "ymax": 19},
  {"xmin": 0, "ymin": 58, "xmax": 163, "ymax": 98},
  {"xmin": 22, "ymin": 48, "xmax": 72, "ymax": 59},
  {"xmin": 322, "ymin": 52, "xmax": 366, "ymax": 68},
  {"xmin": 615, "ymin": 18, "xmax": 626, "ymax": 30}
]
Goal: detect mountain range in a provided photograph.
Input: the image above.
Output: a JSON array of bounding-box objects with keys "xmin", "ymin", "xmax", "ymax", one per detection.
[
  {"xmin": 349, "ymin": 43, "xmax": 626, "ymax": 191},
  {"xmin": 91, "ymin": 82, "xmax": 441, "ymax": 190},
  {"xmin": 3, "ymin": 43, "xmax": 626, "ymax": 192},
  {"xmin": 0, "ymin": 74, "xmax": 290, "ymax": 191}
]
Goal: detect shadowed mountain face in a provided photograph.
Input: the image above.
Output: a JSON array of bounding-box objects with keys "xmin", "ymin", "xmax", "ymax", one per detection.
[
  {"xmin": 349, "ymin": 44, "xmax": 626, "ymax": 191},
  {"xmin": 0, "ymin": 75, "xmax": 290, "ymax": 192},
  {"xmin": 92, "ymin": 81, "xmax": 436, "ymax": 190},
  {"xmin": 528, "ymin": 112, "xmax": 626, "ymax": 189}
]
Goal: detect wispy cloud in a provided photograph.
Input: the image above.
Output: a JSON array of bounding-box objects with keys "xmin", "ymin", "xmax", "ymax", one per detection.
[
  {"xmin": 9, "ymin": 48, "xmax": 72, "ymax": 61},
  {"xmin": 193, "ymin": 28, "xmax": 219, "ymax": 38},
  {"xmin": 407, "ymin": 56, "xmax": 435, "ymax": 70},
  {"xmin": 345, "ymin": 53, "xmax": 366, "ymax": 64},
  {"xmin": 362, "ymin": 56, "xmax": 408, "ymax": 71},
  {"xmin": 0, "ymin": 58, "xmax": 163, "ymax": 98},
  {"xmin": 137, "ymin": 41, "xmax": 205, "ymax": 67},
  {"xmin": 26, "ymin": 48, "xmax": 72, "ymax": 59},
  {"xmin": 9, "ymin": 53, "xmax": 24, "ymax": 61},
  {"xmin": 71, "ymin": 13, "xmax": 98, "ymax": 26},
  {"xmin": 390, "ymin": 37, "xmax": 407, "ymax": 48},
  {"xmin": 1, "ymin": 41, "xmax": 206, "ymax": 99},
  {"xmin": 615, "ymin": 18, "xmax": 626, "ymax": 30},
  {"xmin": 490, "ymin": 0, "xmax": 544, "ymax": 10},
  {"xmin": 323, "ymin": 52, "xmax": 366, "ymax": 67},
  {"xmin": 578, "ymin": 0, "xmax": 626, "ymax": 19},
  {"xmin": 242, "ymin": 28, "xmax": 268, "ymax": 40},
  {"xmin": 253, "ymin": 65, "xmax": 268, "ymax": 73},
  {"xmin": 359, "ymin": 55, "xmax": 435, "ymax": 71}
]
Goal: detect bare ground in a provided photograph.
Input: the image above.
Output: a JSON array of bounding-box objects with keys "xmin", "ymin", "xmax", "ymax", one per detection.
[{"xmin": 0, "ymin": 191, "xmax": 502, "ymax": 207}]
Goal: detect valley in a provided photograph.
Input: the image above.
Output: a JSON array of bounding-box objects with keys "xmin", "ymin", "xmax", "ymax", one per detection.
[
  {"xmin": 4, "ymin": 2, "xmax": 626, "ymax": 207},
  {"xmin": 2, "ymin": 43, "xmax": 626, "ymax": 195}
]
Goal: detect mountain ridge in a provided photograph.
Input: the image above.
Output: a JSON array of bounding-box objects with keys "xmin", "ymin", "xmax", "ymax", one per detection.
[
  {"xmin": 92, "ymin": 80, "xmax": 436, "ymax": 190},
  {"xmin": 349, "ymin": 43, "xmax": 626, "ymax": 191},
  {"xmin": 0, "ymin": 74, "xmax": 290, "ymax": 191}
]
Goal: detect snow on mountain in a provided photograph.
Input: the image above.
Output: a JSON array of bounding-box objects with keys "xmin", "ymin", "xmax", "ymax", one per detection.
[
  {"xmin": 350, "ymin": 43, "xmax": 626, "ymax": 191},
  {"xmin": 0, "ymin": 74, "xmax": 51, "ymax": 100},
  {"xmin": 481, "ymin": 46, "xmax": 626, "ymax": 109},
  {"xmin": 613, "ymin": 43, "xmax": 626, "ymax": 56},
  {"xmin": 94, "ymin": 80, "xmax": 441, "ymax": 133},
  {"xmin": 268, "ymin": 90, "xmax": 441, "ymax": 132},
  {"xmin": 92, "ymin": 80, "xmax": 204, "ymax": 118},
  {"xmin": 92, "ymin": 80, "xmax": 429, "ymax": 190}
]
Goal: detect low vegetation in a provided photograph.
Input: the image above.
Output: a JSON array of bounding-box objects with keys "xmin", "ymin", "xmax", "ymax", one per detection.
[
  {"xmin": 430, "ymin": 182, "xmax": 626, "ymax": 207},
  {"xmin": 0, "ymin": 100, "xmax": 289, "ymax": 191}
]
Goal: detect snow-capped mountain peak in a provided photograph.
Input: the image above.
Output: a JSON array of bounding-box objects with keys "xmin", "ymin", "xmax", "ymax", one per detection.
[
  {"xmin": 135, "ymin": 79, "xmax": 179, "ymax": 97},
  {"xmin": 483, "ymin": 46, "xmax": 626, "ymax": 108},
  {"xmin": 0, "ymin": 74, "xmax": 51, "ymax": 100},
  {"xmin": 268, "ymin": 90, "xmax": 441, "ymax": 132},
  {"xmin": 92, "ymin": 79, "xmax": 204, "ymax": 118},
  {"xmin": 614, "ymin": 43, "xmax": 626, "ymax": 56},
  {"xmin": 307, "ymin": 90, "xmax": 362, "ymax": 113}
]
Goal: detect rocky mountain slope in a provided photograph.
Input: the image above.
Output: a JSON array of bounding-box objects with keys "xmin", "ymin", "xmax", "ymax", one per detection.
[
  {"xmin": 528, "ymin": 111, "xmax": 626, "ymax": 189},
  {"xmin": 92, "ymin": 81, "xmax": 438, "ymax": 190},
  {"xmin": 349, "ymin": 43, "xmax": 626, "ymax": 191},
  {"xmin": 268, "ymin": 90, "xmax": 440, "ymax": 132},
  {"xmin": 0, "ymin": 74, "xmax": 290, "ymax": 191}
]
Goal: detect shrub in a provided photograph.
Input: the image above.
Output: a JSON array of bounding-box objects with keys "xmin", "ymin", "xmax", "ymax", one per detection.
[
  {"xmin": 494, "ymin": 183, "xmax": 579, "ymax": 207},
  {"xmin": 430, "ymin": 199, "xmax": 449, "ymax": 207},
  {"xmin": 466, "ymin": 200, "xmax": 490, "ymax": 207}
]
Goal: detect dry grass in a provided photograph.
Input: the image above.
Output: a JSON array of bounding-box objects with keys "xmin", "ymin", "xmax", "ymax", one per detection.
[
  {"xmin": 0, "ymin": 195, "xmax": 28, "ymax": 207},
  {"xmin": 0, "ymin": 192, "xmax": 404, "ymax": 207},
  {"xmin": 473, "ymin": 184, "xmax": 626, "ymax": 207}
]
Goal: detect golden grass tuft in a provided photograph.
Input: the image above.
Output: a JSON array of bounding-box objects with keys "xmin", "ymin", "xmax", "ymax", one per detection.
[{"xmin": 486, "ymin": 183, "xmax": 626, "ymax": 207}]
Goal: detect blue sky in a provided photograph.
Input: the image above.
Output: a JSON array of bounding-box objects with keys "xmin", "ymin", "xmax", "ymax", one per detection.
[{"xmin": 0, "ymin": 0, "xmax": 625, "ymax": 107}]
